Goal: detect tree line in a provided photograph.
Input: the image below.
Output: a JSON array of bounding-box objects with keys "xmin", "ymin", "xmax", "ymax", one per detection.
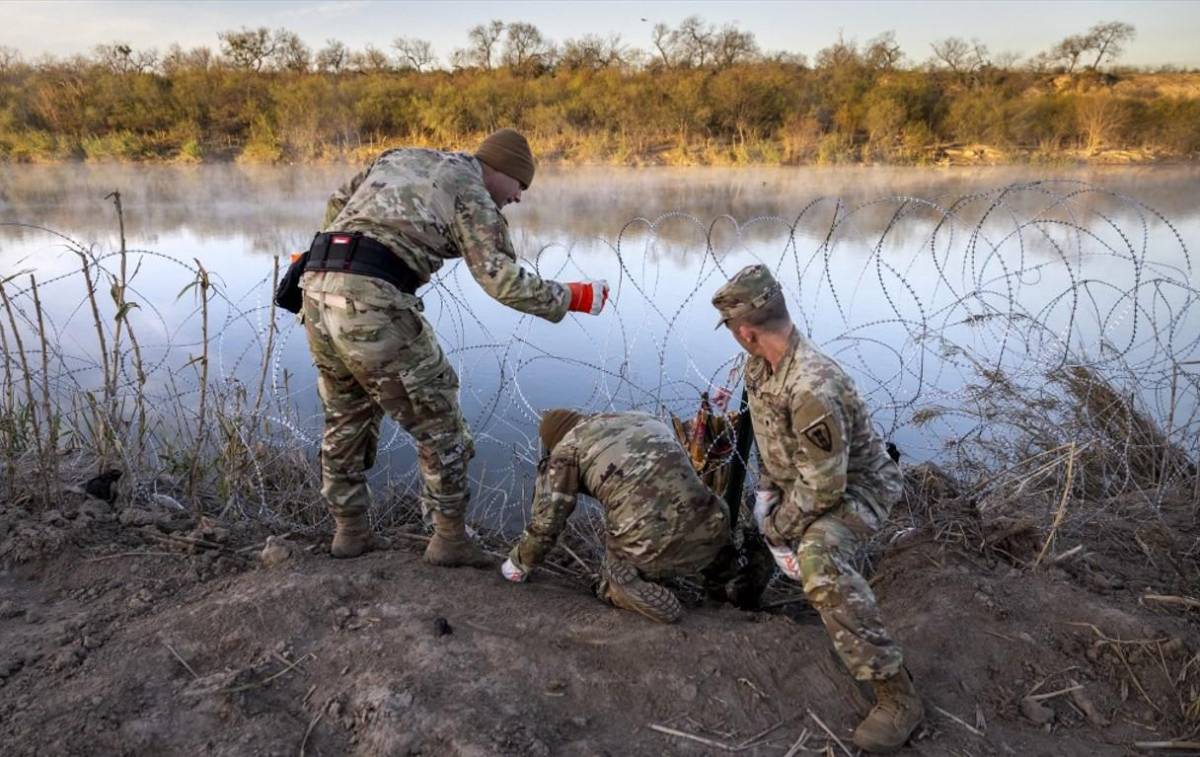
[{"xmin": 0, "ymin": 18, "xmax": 1196, "ymax": 165}]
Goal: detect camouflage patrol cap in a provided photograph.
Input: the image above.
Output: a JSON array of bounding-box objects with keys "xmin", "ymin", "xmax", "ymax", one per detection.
[{"xmin": 711, "ymin": 264, "xmax": 783, "ymax": 328}]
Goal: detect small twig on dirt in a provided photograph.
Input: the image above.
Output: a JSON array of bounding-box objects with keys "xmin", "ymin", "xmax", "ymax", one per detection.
[
  {"xmin": 733, "ymin": 718, "xmax": 791, "ymax": 749},
  {"xmin": 806, "ymin": 709, "xmax": 854, "ymax": 757},
  {"xmin": 162, "ymin": 640, "xmax": 200, "ymax": 680},
  {"xmin": 300, "ymin": 693, "xmax": 337, "ymax": 757},
  {"xmin": 782, "ymin": 729, "xmax": 817, "ymax": 757},
  {"xmin": 302, "ymin": 684, "xmax": 317, "ymax": 705},
  {"xmin": 1114, "ymin": 644, "xmax": 1165, "ymax": 715},
  {"xmin": 1142, "ymin": 594, "xmax": 1200, "ymax": 611},
  {"xmin": 983, "ymin": 629, "xmax": 1017, "ymax": 642},
  {"xmin": 223, "ymin": 653, "xmax": 315, "ymax": 694},
  {"xmin": 86, "ymin": 551, "xmax": 186, "ymax": 562},
  {"xmin": 1027, "ymin": 684, "xmax": 1084, "ymax": 702},
  {"xmin": 1133, "ymin": 742, "xmax": 1200, "ymax": 751},
  {"xmin": 462, "ymin": 620, "xmax": 519, "ymax": 639},
  {"xmin": 648, "ymin": 723, "xmax": 743, "ymax": 751},
  {"xmin": 738, "ymin": 677, "xmax": 769, "ymax": 700},
  {"xmin": 933, "ymin": 705, "xmax": 985, "ymax": 736},
  {"xmin": 142, "ymin": 530, "xmax": 237, "ymax": 554},
  {"xmin": 1052, "ymin": 545, "xmax": 1084, "ymax": 563},
  {"xmin": 1027, "ymin": 665, "xmax": 1081, "ymax": 696}
]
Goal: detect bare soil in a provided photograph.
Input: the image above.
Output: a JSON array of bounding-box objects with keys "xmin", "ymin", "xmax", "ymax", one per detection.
[{"xmin": 1, "ymin": 487, "xmax": 1197, "ymax": 756}]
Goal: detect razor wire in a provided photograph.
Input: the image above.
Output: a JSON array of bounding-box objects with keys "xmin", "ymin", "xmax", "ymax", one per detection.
[{"xmin": 0, "ymin": 178, "xmax": 1197, "ymax": 545}]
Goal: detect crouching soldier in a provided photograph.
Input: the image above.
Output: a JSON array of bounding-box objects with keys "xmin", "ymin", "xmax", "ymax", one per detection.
[
  {"xmin": 500, "ymin": 409, "xmax": 747, "ymax": 623},
  {"xmin": 712, "ymin": 264, "xmax": 921, "ymax": 753}
]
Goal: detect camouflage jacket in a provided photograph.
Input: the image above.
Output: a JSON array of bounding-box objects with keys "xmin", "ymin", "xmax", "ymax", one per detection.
[
  {"xmin": 301, "ymin": 148, "xmax": 569, "ymax": 320},
  {"xmin": 510, "ymin": 412, "xmax": 730, "ymax": 574},
  {"xmin": 747, "ymin": 328, "xmax": 903, "ymax": 544}
]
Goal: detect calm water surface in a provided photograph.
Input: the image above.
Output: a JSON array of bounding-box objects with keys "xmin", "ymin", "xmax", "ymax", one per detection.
[{"xmin": 2, "ymin": 165, "xmax": 1197, "ymax": 523}]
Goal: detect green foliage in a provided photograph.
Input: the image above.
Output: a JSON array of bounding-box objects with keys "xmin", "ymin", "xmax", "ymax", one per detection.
[{"xmin": 0, "ymin": 55, "xmax": 1196, "ymax": 164}]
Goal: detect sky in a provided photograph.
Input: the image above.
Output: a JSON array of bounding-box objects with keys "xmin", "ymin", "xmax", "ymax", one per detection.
[{"xmin": 3, "ymin": 0, "xmax": 1199, "ymax": 68}]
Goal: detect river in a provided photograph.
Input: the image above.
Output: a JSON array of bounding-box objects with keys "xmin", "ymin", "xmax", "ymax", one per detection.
[{"xmin": 1, "ymin": 164, "xmax": 1197, "ymax": 529}]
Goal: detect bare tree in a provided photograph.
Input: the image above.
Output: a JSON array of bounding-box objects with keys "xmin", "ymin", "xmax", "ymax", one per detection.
[
  {"xmin": 272, "ymin": 30, "xmax": 311, "ymax": 73},
  {"xmin": 675, "ymin": 15, "xmax": 714, "ymax": 67},
  {"xmin": 1049, "ymin": 34, "xmax": 1090, "ymax": 73},
  {"xmin": 864, "ymin": 31, "xmax": 903, "ymax": 70},
  {"xmin": 930, "ymin": 37, "xmax": 988, "ymax": 79},
  {"xmin": 650, "ymin": 22, "xmax": 675, "ymax": 67},
  {"xmin": 393, "ymin": 37, "xmax": 436, "ymax": 71},
  {"xmin": 315, "ymin": 39, "xmax": 349, "ymax": 73},
  {"xmin": 559, "ymin": 34, "xmax": 628, "ymax": 70},
  {"xmin": 762, "ymin": 49, "xmax": 808, "ymax": 67},
  {"xmin": 218, "ymin": 27, "xmax": 277, "ymax": 71},
  {"xmin": 712, "ymin": 24, "xmax": 758, "ymax": 69},
  {"xmin": 462, "ymin": 20, "xmax": 505, "ymax": 70},
  {"xmin": 815, "ymin": 34, "xmax": 860, "ymax": 71},
  {"xmin": 352, "ymin": 45, "xmax": 393, "ymax": 73},
  {"xmin": 94, "ymin": 42, "xmax": 159, "ymax": 74},
  {"xmin": 1084, "ymin": 21, "xmax": 1135, "ymax": 71},
  {"xmin": 162, "ymin": 44, "xmax": 214, "ymax": 74},
  {"xmin": 0, "ymin": 46, "xmax": 22, "ymax": 74},
  {"xmin": 502, "ymin": 21, "xmax": 553, "ymax": 73}
]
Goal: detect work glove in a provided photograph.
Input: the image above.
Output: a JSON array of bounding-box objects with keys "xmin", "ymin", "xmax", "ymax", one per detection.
[
  {"xmin": 752, "ymin": 489, "xmax": 780, "ymax": 532},
  {"xmin": 566, "ymin": 280, "xmax": 609, "ymax": 315},
  {"xmin": 500, "ymin": 557, "xmax": 528, "ymax": 582},
  {"xmin": 768, "ymin": 543, "xmax": 804, "ymax": 582}
]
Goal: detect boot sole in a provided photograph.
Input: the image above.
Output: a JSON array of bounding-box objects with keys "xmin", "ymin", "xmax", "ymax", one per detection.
[{"xmin": 603, "ymin": 560, "xmax": 683, "ymax": 623}]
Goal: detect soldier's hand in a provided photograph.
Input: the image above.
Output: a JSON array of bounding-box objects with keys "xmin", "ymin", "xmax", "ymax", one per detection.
[
  {"xmin": 500, "ymin": 557, "xmax": 528, "ymax": 582},
  {"xmin": 752, "ymin": 489, "xmax": 780, "ymax": 532},
  {"xmin": 566, "ymin": 280, "xmax": 609, "ymax": 315}
]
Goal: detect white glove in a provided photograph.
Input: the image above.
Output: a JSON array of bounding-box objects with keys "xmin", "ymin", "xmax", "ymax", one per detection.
[
  {"xmin": 753, "ymin": 489, "xmax": 780, "ymax": 532},
  {"xmin": 769, "ymin": 544, "xmax": 803, "ymax": 581},
  {"xmin": 500, "ymin": 557, "xmax": 528, "ymax": 582}
]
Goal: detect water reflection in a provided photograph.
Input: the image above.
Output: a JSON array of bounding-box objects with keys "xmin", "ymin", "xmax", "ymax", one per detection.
[{"xmin": 1, "ymin": 166, "xmax": 1196, "ymax": 529}]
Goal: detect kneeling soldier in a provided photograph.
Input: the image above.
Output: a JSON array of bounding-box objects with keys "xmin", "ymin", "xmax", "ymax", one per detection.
[
  {"xmin": 501, "ymin": 409, "xmax": 742, "ymax": 623},
  {"xmin": 712, "ymin": 264, "xmax": 922, "ymax": 753}
]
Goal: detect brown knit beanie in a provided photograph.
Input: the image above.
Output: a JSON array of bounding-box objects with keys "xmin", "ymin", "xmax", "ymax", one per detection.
[
  {"xmin": 475, "ymin": 128, "xmax": 536, "ymax": 189},
  {"xmin": 539, "ymin": 409, "xmax": 584, "ymax": 453}
]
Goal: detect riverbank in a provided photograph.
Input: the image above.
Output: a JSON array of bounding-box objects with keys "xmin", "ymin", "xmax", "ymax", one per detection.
[{"xmin": 1, "ymin": 464, "xmax": 1196, "ymax": 755}]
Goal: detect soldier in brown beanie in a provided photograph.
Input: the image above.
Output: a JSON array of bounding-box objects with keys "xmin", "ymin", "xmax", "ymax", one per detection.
[{"xmin": 298, "ymin": 129, "xmax": 610, "ymax": 565}]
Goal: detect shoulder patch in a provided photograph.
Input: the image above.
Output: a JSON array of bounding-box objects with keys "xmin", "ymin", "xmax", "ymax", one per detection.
[{"xmin": 803, "ymin": 420, "xmax": 834, "ymax": 452}]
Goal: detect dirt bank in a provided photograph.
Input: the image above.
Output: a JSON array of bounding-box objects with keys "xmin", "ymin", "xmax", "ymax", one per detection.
[{"xmin": 1, "ymin": 488, "xmax": 1197, "ymax": 756}]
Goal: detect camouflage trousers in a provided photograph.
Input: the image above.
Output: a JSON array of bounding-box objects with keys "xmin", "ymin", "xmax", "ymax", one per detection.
[
  {"xmin": 597, "ymin": 501, "xmax": 734, "ymax": 599},
  {"xmin": 610, "ymin": 502, "xmax": 731, "ymax": 582},
  {"xmin": 784, "ymin": 497, "xmax": 904, "ymax": 681},
  {"xmin": 302, "ymin": 291, "xmax": 473, "ymax": 521}
]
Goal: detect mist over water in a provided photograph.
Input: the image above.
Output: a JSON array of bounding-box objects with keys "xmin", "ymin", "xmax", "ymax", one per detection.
[{"xmin": 1, "ymin": 165, "xmax": 1197, "ymax": 528}]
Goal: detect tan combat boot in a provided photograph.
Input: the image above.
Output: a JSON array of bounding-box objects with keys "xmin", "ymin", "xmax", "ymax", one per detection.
[
  {"xmin": 424, "ymin": 511, "xmax": 492, "ymax": 568},
  {"xmin": 598, "ymin": 558, "xmax": 683, "ymax": 624},
  {"xmin": 330, "ymin": 513, "xmax": 390, "ymax": 559},
  {"xmin": 852, "ymin": 668, "xmax": 924, "ymax": 753}
]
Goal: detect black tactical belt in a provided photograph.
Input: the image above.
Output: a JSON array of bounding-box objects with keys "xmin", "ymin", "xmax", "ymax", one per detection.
[{"xmin": 304, "ymin": 231, "xmax": 421, "ymax": 295}]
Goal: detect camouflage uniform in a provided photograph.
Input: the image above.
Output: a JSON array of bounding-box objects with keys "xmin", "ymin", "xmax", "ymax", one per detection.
[
  {"xmin": 508, "ymin": 412, "xmax": 732, "ymax": 582},
  {"xmin": 302, "ymin": 148, "xmax": 570, "ymax": 524},
  {"xmin": 714, "ymin": 266, "xmax": 906, "ymax": 682}
]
